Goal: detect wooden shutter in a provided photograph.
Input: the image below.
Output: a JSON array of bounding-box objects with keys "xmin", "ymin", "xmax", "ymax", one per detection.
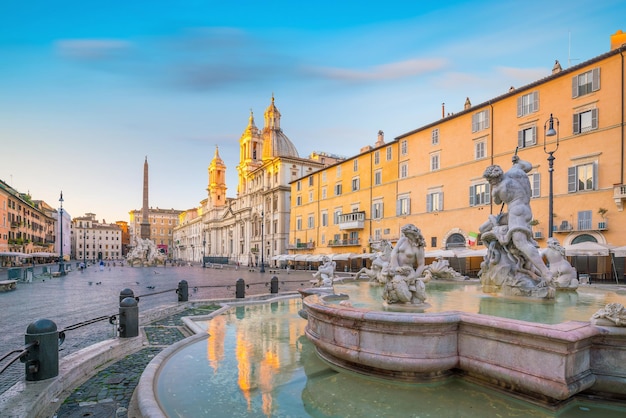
[
  {"xmin": 568, "ymin": 167, "xmax": 577, "ymax": 192},
  {"xmin": 592, "ymin": 68, "xmax": 600, "ymax": 92},
  {"xmin": 572, "ymin": 75, "xmax": 579, "ymax": 98}
]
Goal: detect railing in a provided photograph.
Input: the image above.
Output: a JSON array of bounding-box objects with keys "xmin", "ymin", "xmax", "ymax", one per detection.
[
  {"xmin": 338, "ymin": 211, "xmax": 365, "ymax": 230},
  {"xmin": 328, "ymin": 238, "xmax": 361, "ymax": 247},
  {"xmin": 553, "ymin": 220, "xmax": 608, "ymax": 233},
  {"xmin": 286, "ymin": 242, "xmax": 315, "ymax": 250}
]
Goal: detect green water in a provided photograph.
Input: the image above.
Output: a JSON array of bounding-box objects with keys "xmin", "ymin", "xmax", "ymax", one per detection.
[{"xmin": 156, "ymin": 296, "xmax": 626, "ymax": 417}]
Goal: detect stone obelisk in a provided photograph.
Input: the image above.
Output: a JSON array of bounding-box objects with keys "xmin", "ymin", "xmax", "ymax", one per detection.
[{"xmin": 140, "ymin": 156, "xmax": 151, "ymax": 240}]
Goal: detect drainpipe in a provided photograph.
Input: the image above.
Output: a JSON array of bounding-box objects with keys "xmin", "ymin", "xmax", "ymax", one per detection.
[
  {"xmin": 490, "ymin": 102, "xmax": 495, "ymax": 215},
  {"xmin": 621, "ymin": 49, "xmax": 625, "ymax": 184}
]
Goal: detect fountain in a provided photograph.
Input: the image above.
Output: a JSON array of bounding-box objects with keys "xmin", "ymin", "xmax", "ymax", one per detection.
[
  {"xmin": 126, "ymin": 237, "xmax": 165, "ymax": 267},
  {"xmin": 137, "ymin": 154, "xmax": 625, "ymax": 416}
]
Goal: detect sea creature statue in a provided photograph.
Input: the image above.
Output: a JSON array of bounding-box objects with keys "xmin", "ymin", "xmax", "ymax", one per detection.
[
  {"xmin": 422, "ymin": 257, "xmax": 468, "ymax": 281},
  {"xmin": 312, "ymin": 255, "xmax": 336, "ymax": 288},
  {"xmin": 478, "ymin": 154, "xmax": 555, "ymax": 299},
  {"xmin": 380, "ymin": 224, "xmax": 428, "ymax": 305},
  {"xmin": 542, "ymin": 238, "xmax": 578, "ymax": 289},
  {"xmin": 354, "ymin": 239, "xmax": 393, "ymax": 284},
  {"xmin": 591, "ymin": 303, "xmax": 626, "ymax": 327}
]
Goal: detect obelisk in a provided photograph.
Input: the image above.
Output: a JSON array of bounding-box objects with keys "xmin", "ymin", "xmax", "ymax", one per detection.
[{"xmin": 140, "ymin": 156, "xmax": 151, "ymax": 240}]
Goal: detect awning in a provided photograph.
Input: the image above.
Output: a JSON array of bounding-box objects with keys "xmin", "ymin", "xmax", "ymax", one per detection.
[
  {"xmin": 425, "ymin": 249, "xmax": 457, "ymax": 258},
  {"xmin": 453, "ymin": 248, "xmax": 488, "ymax": 258},
  {"xmin": 564, "ymin": 242, "xmax": 611, "ymax": 256},
  {"xmin": 611, "ymin": 246, "xmax": 626, "ymax": 257},
  {"xmin": 0, "ymin": 252, "xmax": 27, "ymax": 257},
  {"xmin": 331, "ymin": 253, "xmax": 353, "ymax": 261}
]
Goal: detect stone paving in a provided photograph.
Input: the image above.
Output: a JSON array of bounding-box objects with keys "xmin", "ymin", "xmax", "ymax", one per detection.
[{"xmin": 52, "ymin": 306, "xmax": 220, "ymax": 418}]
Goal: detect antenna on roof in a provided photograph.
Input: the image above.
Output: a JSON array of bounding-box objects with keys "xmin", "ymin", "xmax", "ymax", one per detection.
[{"xmin": 568, "ymin": 31, "xmax": 580, "ymax": 67}]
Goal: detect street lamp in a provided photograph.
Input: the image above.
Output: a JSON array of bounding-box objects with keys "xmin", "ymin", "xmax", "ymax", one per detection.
[
  {"xmin": 543, "ymin": 113, "xmax": 560, "ymax": 238},
  {"xmin": 202, "ymin": 228, "xmax": 206, "ymax": 268},
  {"xmin": 260, "ymin": 211, "xmax": 265, "ymax": 273},
  {"xmin": 82, "ymin": 229, "xmax": 86, "ymax": 269},
  {"xmin": 58, "ymin": 191, "xmax": 66, "ymax": 276}
]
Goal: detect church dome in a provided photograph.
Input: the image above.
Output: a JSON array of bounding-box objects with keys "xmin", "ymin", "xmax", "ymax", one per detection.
[{"xmin": 261, "ymin": 96, "xmax": 299, "ymax": 160}]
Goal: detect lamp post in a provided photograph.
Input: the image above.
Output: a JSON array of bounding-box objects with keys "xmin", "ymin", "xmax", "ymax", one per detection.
[
  {"xmin": 58, "ymin": 191, "xmax": 66, "ymax": 276},
  {"xmin": 260, "ymin": 211, "xmax": 265, "ymax": 273},
  {"xmin": 543, "ymin": 113, "xmax": 560, "ymax": 238},
  {"xmin": 202, "ymin": 228, "xmax": 206, "ymax": 268},
  {"xmin": 82, "ymin": 229, "xmax": 86, "ymax": 268}
]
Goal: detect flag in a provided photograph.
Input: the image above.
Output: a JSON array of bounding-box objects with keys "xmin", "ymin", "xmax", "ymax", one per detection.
[{"xmin": 468, "ymin": 232, "xmax": 479, "ymax": 246}]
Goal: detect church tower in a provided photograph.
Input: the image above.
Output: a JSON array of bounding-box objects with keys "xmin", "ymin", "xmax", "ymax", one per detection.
[
  {"xmin": 236, "ymin": 110, "xmax": 262, "ymax": 195},
  {"xmin": 262, "ymin": 95, "xmax": 299, "ymax": 161},
  {"xmin": 208, "ymin": 146, "xmax": 227, "ymax": 208}
]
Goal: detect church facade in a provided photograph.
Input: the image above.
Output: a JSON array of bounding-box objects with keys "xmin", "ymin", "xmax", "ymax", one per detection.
[{"xmin": 174, "ymin": 97, "xmax": 338, "ymax": 266}]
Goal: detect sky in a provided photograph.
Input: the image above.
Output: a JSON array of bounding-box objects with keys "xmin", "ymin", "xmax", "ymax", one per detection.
[{"xmin": 1, "ymin": 1, "xmax": 625, "ymax": 224}]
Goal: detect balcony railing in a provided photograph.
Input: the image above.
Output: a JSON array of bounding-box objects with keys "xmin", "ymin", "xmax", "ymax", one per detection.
[
  {"xmin": 338, "ymin": 211, "xmax": 365, "ymax": 230},
  {"xmin": 287, "ymin": 242, "xmax": 315, "ymax": 250},
  {"xmin": 553, "ymin": 220, "xmax": 608, "ymax": 233},
  {"xmin": 328, "ymin": 238, "xmax": 360, "ymax": 247},
  {"xmin": 614, "ymin": 184, "xmax": 626, "ymax": 211}
]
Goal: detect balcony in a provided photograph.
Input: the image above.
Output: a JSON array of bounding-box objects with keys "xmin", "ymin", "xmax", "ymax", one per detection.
[
  {"xmin": 614, "ymin": 184, "xmax": 626, "ymax": 211},
  {"xmin": 338, "ymin": 211, "xmax": 365, "ymax": 230},
  {"xmin": 287, "ymin": 242, "xmax": 315, "ymax": 250},
  {"xmin": 553, "ymin": 220, "xmax": 608, "ymax": 233},
  {"xmin": 328, "ymin": 238, "xmax": 360, "ymax": 247}
]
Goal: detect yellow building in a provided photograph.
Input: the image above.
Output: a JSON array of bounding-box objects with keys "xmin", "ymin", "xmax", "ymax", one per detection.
[{"xmin": 290, "ymin": 32, "xmax": 626, "ymax": 277}]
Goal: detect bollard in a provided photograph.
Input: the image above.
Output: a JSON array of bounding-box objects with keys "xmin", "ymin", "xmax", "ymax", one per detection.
[
  {"xmin": 177, "ymin": 280, "xmax": 188, "ymax": 302},
  {"xmin": 270, "ymin": 276, "xmax": 279, "ymax": 294},
  {"xmin": 23, "ymin": 319, "xmax": 59, "ymax": 381},
  {"xmin": 119, "ymin": 297, "xmax": 139, "ymax": 338},
  {"xmin": 120, "ymin": 288, "xmax": 135, "ymax": 304},
  {"xmin": 236, "ymin": 278, "xmax": 245, "ymax": 298}
]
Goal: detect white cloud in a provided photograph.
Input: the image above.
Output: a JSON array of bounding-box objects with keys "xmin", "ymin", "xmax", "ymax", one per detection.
[
  {"xmin": 55, "ymin": 39, "xmax": 133, "ymax": 60},
  {"xmin": 306, "ymin": 58, "xmax": 448, "ymax": 82}
]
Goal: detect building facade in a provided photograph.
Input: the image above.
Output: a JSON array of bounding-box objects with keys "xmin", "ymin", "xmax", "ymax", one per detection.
[
  {"xmin": 129, "ymin": 208, "xmax": 182, "ymax": 257},
  {"xmin": 71, "ymin": 213, "xmax": 123, "ymax": 262},
  {"xmin": 0, "ymin": 179, "xmax": 57, "ymax": 255},
  {"xmin": 174, "ymin": 96, "xmax": 335, "ymax": 265},
  {"xmin": 290, "ymin": 33, "xmax": 626, "ymax": 271}
]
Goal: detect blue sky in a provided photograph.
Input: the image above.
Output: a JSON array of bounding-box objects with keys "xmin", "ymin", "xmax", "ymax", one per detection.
[{"xmin": 1, "ymin": 0, "xmax": 624, "ymax": 223}]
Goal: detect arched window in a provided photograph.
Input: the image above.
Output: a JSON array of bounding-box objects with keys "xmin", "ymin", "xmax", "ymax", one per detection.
[
  {"xmin": 571, "ymin": 234, "xmax": 597, "ymax": 244},
  {"xmin": 446, "ymin": 233, "xmax": 466, "ymax": 248}
]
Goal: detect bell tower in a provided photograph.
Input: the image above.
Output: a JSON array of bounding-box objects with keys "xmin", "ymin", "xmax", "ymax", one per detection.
[
  {"xmin": 236, "ymin": 110, "xmax": 262, "ymax": 195},
  {"xmin": 208, "ymin": 146, "xmax": 227, "ymax": 208}
]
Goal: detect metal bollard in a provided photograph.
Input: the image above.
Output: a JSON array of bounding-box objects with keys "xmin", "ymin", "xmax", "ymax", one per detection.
[
  {"xmin": 120, "ymin": 288, "xmax": 135, "ymax": 304},
  {"xmin": 236, "ymin": 278, "xmax": 245, "ymax": 298},
  {"xmin": 23, "ymin": 319, "xmax": 59, "ymax": 381},
  {"xmin": 119, "ymin": 297, "xmax": 139, "ymax": 338},
  {"xmin": 270, "ymin": 276, "xmax": 279, "ymax": 293},
  {"xmin": 177, "ymin": 280, "xmax": 188, "ymax": 302}
]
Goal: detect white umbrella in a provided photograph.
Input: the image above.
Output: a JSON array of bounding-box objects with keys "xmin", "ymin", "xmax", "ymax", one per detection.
[
  {"xmin": 564, "ymin": 242, "xmax": 611, "ymax": 256},
  {"xmin": 425, "ymin": 249, "xmax": 456, "ymax": 258},
  {"xmin": 331, "ymin": 253, "xmax": 353, "ymax": 261},
  {"xmin": 453, "ymin": 248, "xmax": 487, "ymax": 258},
  {"xmin": 611, "ymin": 246, "xmax": 626, "ymax": 258}
]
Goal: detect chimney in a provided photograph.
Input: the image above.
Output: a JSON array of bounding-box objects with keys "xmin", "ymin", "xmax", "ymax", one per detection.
[
  {"xmin": 464, "ymin": 97, "xmax": 471, "ymax": 110},
  {"xmin": 610, "ymin": 30, "xmax": 626, "ymax": 50},
  {"xmin": 441, "ymin": 103, "xmax": 445, "ymax": 118},
  {"xmin": 375, "ymin": 130, "xmax": 385, "ymax": 147}
]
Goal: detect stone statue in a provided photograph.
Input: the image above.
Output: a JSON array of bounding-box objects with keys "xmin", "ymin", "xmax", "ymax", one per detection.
[
  {"xmin": 381, "ymin": 224, "xmax": 428, "ymax": 305},
  {"xmin": 478, "ymin": 155, "xmax": 554, "ymax": 298},
  {"xmin": 127, "ymin": 236, "xmax": 165, "ymax": 267},
  {"xmin": 422, "ymin": 257, "xmax": 468, "ymax": 281},
  {"xmin": 542, "ymin": 238, "xmax": 578, "ymax": 289},
  {"xmin": 312, "ymin": 255, "xmax": 336, "ymax": 288},
  {"xmin": 355, "ymin": 239, "xmax": 392, "ymax": 284},
  {"xmin": 591, "ymin": 303, "xmax": 626, "ymax": 326}
]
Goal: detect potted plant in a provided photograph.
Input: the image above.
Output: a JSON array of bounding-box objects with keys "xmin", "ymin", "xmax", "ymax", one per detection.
[{"xmin": 598, "ymin": 208, "xmax": 608, "ymax": 229}]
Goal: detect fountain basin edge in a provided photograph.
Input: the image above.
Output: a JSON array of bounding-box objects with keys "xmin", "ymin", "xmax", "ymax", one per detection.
[{"xmin": 302, "ymin": 293, "xmax": 626, "ymax": 404}]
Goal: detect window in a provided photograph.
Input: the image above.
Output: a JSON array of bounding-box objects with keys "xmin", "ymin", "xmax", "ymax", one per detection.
[
  {"xmin": 386, "ymin": 146, "xmax": 392, "ymax": 161},
  {"xmin": 321, "ymin": 187, "xmax": 327, "ymax": 199},
  {"xmin": 374, "ymin": 151, "xmax": 380, "ymax": 165},
  {"xmin": 517, "ymin": 91, "xmax": 539, "ymax": 117},
  {"xmin": 472, "ymin": 109, "xmax": 490, "ymax": 133},
  {"xmin": 296, "ymin": 217, "xmax": 302, "ymax": 231},
  {"xmin": 399, "ymin": 162, "xmax": 408, "ymax": 179},
  {"xmin": 296, "ymin": 195, "xmax": 302, "ymax": 206},
  {"xmin": 528, "ymin": 173, "xmax": 540, "ymax": 198},
  {"xmin": 475, "ymin": 141, "xmax": 486, "ymax": 160},
  {"xmin": 334, "ymin": 183, "xmax": 342, "ymax": 196},
  {"xmin": 307, "ymin": 215, "xmax": 314, "ymax": 229},
  {"xmin": 518, "ymin": 126, "xmax": 537, "ymax": 148},
  {"xmin": 308, "ymin": 176, "xmax": 314, "ymax": 186},
  {"xmin": 351, "ymin": 177, "xmax": 360, "ymax": 191},
  {"xmin": 333, "ymin": 209, "xmax": 342, "ymax": 225},
  {"xmin": 572, "ymin": 68, "xmax": 600, "ymax": 98},
  {"xmin": 296, "ymin": 181, "xmax": 301, "ymax": 191},
  {"xmin": 426, "ymin": 192, "xmax": 443, "ymax": 212},
  {"xmin": 400, "ymin": 140, "xmax": 408, "ymax": 156},
  {"xmin": 431, "ymin": 128, "xmax": 439, "ymax": 145},
  {"xmin": 321, "ymin": 211, "xmax": 328, "ymax": 227},
  {"xmin": 568, "ymin": 163, "xmax": 597, "ymax": 192},
  {"xmin": 309, "ymin": 191, "xmax": 313, "ymax": 202},
  {"xmin": 374, "ymin": 169, "xmax": 382, "ymax": 186},
  {"xmin": 396, "ymin": 195, "xmax": 411, "ymax": 216},
  {"xmin": 374, "ymin": 229, "xmax": 381, "ymax": 241},
  {"xmin": 573, "ymin": 108, "xmax": 598, "ymax": 134},
  {"xmin": 469, "ymin": 183, "xmax": 490, "ymax": 206},
  {"xmin": 577, "ymin": 210, "xmax": 592, "ymax": 230},
  {"xmin": 430, "ymin": 153, "xmax": 440, "ymax": 171},
  {"xmin": 372, "ymin": 201, "xmax": 383, "ymax": 219},
  {"xmin": 353, "ymin": 159, "xmax": 358, "ymax": 171}
]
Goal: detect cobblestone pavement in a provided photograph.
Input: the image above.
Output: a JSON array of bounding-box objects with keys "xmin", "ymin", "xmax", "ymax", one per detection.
[
  {"xmin": 0, "ymin": 264, "xmax": 315, "ymax": 396},
  {"xmin": 52, "ymin": 306, "xmax": 220, "ymax": 418}
]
